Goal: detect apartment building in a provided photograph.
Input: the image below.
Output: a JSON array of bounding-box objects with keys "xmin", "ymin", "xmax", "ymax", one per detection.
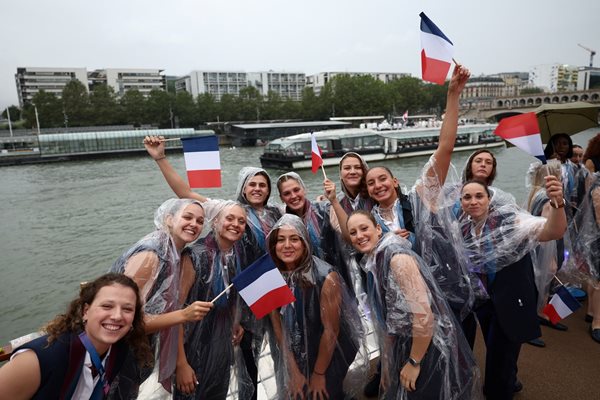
[
  {"xmin": 88, "ymin": 68, "xmax": 166, "ymax": 96},
  {"xmin": 15, "ymin": 67, "xmax": 88, "ymax": 107},
  {"xmin": 529, "ymin": 64, "xmax": 579, "ymax": 92},
  {"xmin": 306, "ymin": 71, "xmax": 410, "ymax": 95}
]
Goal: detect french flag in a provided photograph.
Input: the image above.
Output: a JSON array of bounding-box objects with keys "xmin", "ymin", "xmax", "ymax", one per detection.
[
  {"xmin": 232, "ymin": 254, "xmax": 296, "ymax": 319},
  {"xmin": 181, "ymin": 136, "xmax": 222, "ymax": 188},
  {"xmin": 543, "ymin": 286, "xmax": 581, "ymax": 325},
  {"xmin": 494, "ymin": 112, "xmax": 546, "ymax": 163},
  {"xmin": 419, "ymin": 12, "xmax": 454, "ymax": 85},
  {"xmin": 311, "ymin": 132, "xmax": 323, "ymax": 174}
]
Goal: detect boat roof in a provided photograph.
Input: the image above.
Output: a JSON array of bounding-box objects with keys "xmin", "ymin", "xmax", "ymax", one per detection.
[
  {"xmin": 232, "ymin": 121, "xmax": 350, "ymax": 130},
  {"xmin": 330, "ymin": 115, "xmax": 385, "ymax": 121}
]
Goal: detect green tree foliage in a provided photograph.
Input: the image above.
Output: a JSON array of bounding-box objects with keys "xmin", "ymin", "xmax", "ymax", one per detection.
[
  {"xmin": 330, "ymin": 74, "xmax": 387, "ymax": 116},
  {"xmin": 89, "ymin": 84, "xmax": 120, "ymax": 126},
  {"xmin": 23, "ymin": 90, "xmax": 63, "ymax": 128},
  {"xmin": 62, "ymin": 80, "xmax": 91, "ymax": 126},
  {"xmin": 2, "ymin": 105, "xmax": 21, "ymax": 121},
  {"xmin": 197, "ymin": 93, "xmax": 218, "ymax": 122},
  {"xmin": 216, "ymin": 94, "xmax": 239, "ymax": 122},
  {"xmin": 120, "ymin": 89, "xmax": 146, "ymax": 126},
  {"xmin": 520, "ymin": 87, "xmax": 544, "ymax": 95},
  {"xmin": 174, "ymin": 91, "xmax": 199, "ymax": 128},
  {"xmin": 146, "ymin": 89, "xmax": 174, "ymax": 128}
]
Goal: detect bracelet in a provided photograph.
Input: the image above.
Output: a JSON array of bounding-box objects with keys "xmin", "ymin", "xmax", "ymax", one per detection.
[
  {"xmin": 313, "ymin": 370, "xmax": 325, "ymax": 376},
  {"xmin": 154, "ymin": 156, "xmax": 166, "ymax": 161},
  {"xmin": 550, "ymin": 198, "xmax": 565, "ymax": 209}
]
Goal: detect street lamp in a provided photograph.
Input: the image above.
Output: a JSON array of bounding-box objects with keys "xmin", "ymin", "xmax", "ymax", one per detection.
[
  {"xmin": 5, "ymin": 107, "xmax": 13, "ymax": 137},
  {"xmin": 33, "ymin": 103, "xmax": 41, "ymax": 134}
]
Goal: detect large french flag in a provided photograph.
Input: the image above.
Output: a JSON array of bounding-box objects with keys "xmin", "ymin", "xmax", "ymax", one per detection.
[
  {"xmin": 494, "ymin": 112, "xmax": 546, "ymax": 163},
  {"xmin": 311, "ymin": 132, "xmax": 323, "ymax": 174},
  {"xmin": 419, "ymin": 12, "xmax": 454, "ymax": 85},
  {"xmin": 543, "ymin": 286, "xmax": 581, "ymax": 325},
  {"xmin": 181, "ymin": 136, "xmax": 222, "ymax": 188},
  {"xmin": 232, "ymin": 254, "xmax": 296, "ymax": 319}
]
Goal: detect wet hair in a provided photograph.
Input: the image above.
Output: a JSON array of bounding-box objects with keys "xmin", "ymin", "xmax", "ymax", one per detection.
[
  {"xmin": 461, "ymin": 179, "xmax": 492, "ymax": 199},
  {"xmin": 543, "ymin": 133, "xmax": 573, "ymax": 161},
  {"xmin": 366, "ymin": 166, "xmax": 403, "ymax": 201},
  {"xmin": 44, "ymin": 273, "xmax": 152, "ymax": 366},
  {"xmin": 463, "ymin": 150, "xmax": 497, "ymax": 185},
  {"xmin": 583, "ymin": 133, "xmax": 600, "ymax": 162}
]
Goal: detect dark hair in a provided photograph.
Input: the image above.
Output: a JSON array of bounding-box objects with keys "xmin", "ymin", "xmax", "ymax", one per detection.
[
  {"xmin": 461, "ymin": 179, "xmax": 492, "ymax": 199},
  {"xmin": 366, "ymin": 166, "xmax": 402, "ymax": 201},
  {"xmin": 243, "ymin": 171, "xmax": 272, "ymax": 206},
  {"xmin": 583, "ymin": 133, "xmax": 600, "ymax": 162},
  {"xmin": 463, "ymin": 150, "xmax": 497, "ymax": 185},
  {"xmin": 346, "ymin": 209, "xmax": 378, "ymax": 229},
  {"xmin": 267, "ymin": 225, "xmax": 311, "ymax": 278},
  {"xmin": 44, "ymin": 273, "xmax": 152, "ymax": 366},
  {"xmin": 544, "ymin": 133, "xmax": 574, "ymax": 161},
  {"xmin": 340, "ymin": 153, "xmax": 369, "ymax": 198}
]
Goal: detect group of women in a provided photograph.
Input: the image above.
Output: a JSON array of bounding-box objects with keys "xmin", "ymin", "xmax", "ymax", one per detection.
[{"xmin": 1, "ymin": 63, "xmax": 593, "ymax": 400}]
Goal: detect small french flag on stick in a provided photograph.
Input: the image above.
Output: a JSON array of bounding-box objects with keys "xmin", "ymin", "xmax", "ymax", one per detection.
[
  {"xmin": 311, "ymin": 132, "xmax": 323, "ymax": 174},
  {"xmin": 543, "ymin": 286, "xmax": 581, "ymax": 325},
  {"xmin": 232, "ymin": 254, "xmax": 296, "ymax": 319},
  {"xmin": 494, "ymin": 112, "xmax": 546, "ymax": 163},
  {"xmin": 181, "ymin": 136, "xmax": 222, "ymax": 188},
  {"xmin": 419, "ymin": 12, "xmax": 454, "ymax": 85}
]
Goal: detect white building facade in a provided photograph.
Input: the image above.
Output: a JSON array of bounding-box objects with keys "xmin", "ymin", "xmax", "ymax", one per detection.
[
  {"xmin": 529, "ymin": 64, "xmax": 579, "ymax": 92},
  {"xmin": 306, "ymin": 71, "xmax": 410, "ymax": 95},
  {"xmin": 15, "ymin": 67, "xmax": 88, "ymax": 107},
  {"xmin": 175, "ymin": 71, "xmax": 306, "ymax": 101},
  {"xmin": 89, "ymin": 68, "xmax": 166, "ymax": 96}
]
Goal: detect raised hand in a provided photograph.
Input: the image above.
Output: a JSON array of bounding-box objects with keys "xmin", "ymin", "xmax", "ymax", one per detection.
[
  {"xmin": 182, "ymin": 301, "xmax": 213, "ymax": 322},
  {"xmin": 144, "ymin": 135, "xmax": 166, "ymax": 160},
  {"xmin": 448, "ymin": 64, "xmax": 470, "ymax": 95}
]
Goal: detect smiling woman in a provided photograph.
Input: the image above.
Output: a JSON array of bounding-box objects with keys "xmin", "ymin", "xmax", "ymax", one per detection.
[{"xmin": 0, "ymin": 273, "xmax": 152, "ymax": 400}]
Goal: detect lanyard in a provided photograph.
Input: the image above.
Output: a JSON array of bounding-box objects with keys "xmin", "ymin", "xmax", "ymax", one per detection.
[{"xmin": 78, "ymin": 332, "xmax": 110, "ymax": 397}]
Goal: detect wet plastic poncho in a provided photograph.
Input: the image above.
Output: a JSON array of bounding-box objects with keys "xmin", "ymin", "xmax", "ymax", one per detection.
[
  {"xmin": 409, "ymin": 156, "xmax": 476, "ymax": 321},
  {"xmin": 263, "ymin": 214, "xmax": 367, "ymax": 399},
  {"xmin": 277, "ymin": 172, "xmax": 350, "ymax": 284},
  {"xmin": 110, "ymin": 198, "xmax": 202, "ymax": 394},
  {"xmin": 526, "ymin": 161, "xmax": 562, "ymax": 310},
  {"xmin": 363, "ymin": 233, "xmax": 481, "ymax": 400},
  {"xmin": 235, "ymin": 167, "xmax": 282, "ymax": 250},
  {"xmin": 571, "ymin": 172, "xmax": 600, "ymax": 283},
  {"xmin": 178, "ymin": 202, "xmax": 261, "ymax": 400}
]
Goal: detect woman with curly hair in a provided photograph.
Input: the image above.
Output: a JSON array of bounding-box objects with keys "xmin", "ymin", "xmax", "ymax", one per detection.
[{"xmin": 0, "ymin": 273, "xmax": 152, "ymax": 399}]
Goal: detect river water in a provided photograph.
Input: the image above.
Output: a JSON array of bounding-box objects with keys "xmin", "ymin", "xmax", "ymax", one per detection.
[{"xmin": 1, "ymin": 128, "xmax": 598, "ymax": 345}]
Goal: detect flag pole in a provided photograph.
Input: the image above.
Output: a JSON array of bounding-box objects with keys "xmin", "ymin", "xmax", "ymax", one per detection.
[
  {"xmin": 161, "ymin": 138, "xmax": 180, "ymax": 142},
  {"xmin": 452, "ymin": 58, "xmax": 459, "ymax": 65},
  {"xmin": 320, "ymin": 164, "xmax": 328, "ymax": 180},
  {"xmin": 211, "ymin": 283, "xmax": 234, "ymax": 304}
]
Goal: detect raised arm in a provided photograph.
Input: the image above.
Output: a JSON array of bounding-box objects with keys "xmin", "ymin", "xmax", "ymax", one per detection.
[
  {"xmin": 389, "ymin": 254, "xmax": 433, "ymax": 392},
  {"xmin": 144, "ymin": 135, "xmax": 206, "ymax": 202},
  {"xmin": 537, "ymin": 175, "xmax": 567, "ymax": 242},
  {"xmin": 324, "ymin": 178, "xmax": 351, "ymax": 243}
]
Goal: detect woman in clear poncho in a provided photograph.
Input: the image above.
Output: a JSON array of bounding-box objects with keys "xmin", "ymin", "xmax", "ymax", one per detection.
[
  {"xmin": 346, "ymin": 211, "xmax": 481, "ymax": 400},
  {"xmin": 265, "ymin": 214, "xmax": 365, "ymax": 399},
  {"xmin": 337, "ymin": 152, "xmax": 375, "ymax": 214},
  {"xmin": 176, "ymin": 201, "xmax": 260, "ymax": 400},
  {"xmin": 458, "ymin": 177, "xmax": 566, "ymax": 399},
  {"xmin": 109, "ymin": 198, "xmax": 212, "ymax": 399}
]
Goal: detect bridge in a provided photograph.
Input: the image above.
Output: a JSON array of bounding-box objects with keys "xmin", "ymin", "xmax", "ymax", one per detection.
[{"xmin": 461, "ymin": 89, "xmax": 600, "ymax": 121}]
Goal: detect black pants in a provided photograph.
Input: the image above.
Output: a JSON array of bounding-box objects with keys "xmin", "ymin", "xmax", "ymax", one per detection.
[
  {"xmin": 476, "ymin": 301, "xmax": 521, "ymax": 400},
  {"xmin": 240, "ymin": 332, "xmax": 258, "ymax": 400}
]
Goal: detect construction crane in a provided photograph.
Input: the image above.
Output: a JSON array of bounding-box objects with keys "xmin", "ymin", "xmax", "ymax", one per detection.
[{"xmin": 578, "ymin": 43, "xmax": 596, "ymax": 67}]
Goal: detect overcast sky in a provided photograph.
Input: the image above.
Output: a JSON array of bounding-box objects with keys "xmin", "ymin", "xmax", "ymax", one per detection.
[{"xmin": 1, "ymin": 0, "xmax": 599, "ymax": 109}]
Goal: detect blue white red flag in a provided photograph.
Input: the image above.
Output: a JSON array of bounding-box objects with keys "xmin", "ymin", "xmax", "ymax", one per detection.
[
  {"xmin": 419, "ymin": 12, "xmax": 454, "ymax": 85},
  {"xmin": 494, "ymin": 112, "xmax": 546, "ymax": 163},
  {"xmin": 181, "ymin": 136, "xmax": 222, "ymax": 188},
  {"xmin": 232, "ymin": 254, "xmax": 296, "ymax": 319},
  {"xmin": 311, "ymin": 132, "xmax": 323, "ymax": 174},
  {"xmin": 543, "ymin": 285, "xmax": 581, "ymax": 324}
]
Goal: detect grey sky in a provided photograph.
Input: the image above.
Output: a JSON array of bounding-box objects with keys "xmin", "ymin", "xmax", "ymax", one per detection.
[{"xmin": 1, "ymin": 0, "xmax": 599, "ymax": 110}]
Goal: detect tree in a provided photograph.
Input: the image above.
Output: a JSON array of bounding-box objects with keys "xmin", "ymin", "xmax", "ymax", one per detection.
[
  {"xmin": 520, "ymin": 87, "xmax": 544, "ymax": 95},
  {"xmin": 300, "ymin": 87, "xmax": 323, "ymax": 120},
  {"xmin": 262, "ymin": 91, "xmax": 283, "ymax": 120},
  {"xmin": 23, "ymin": 90, "xmax": 63, "ymax": 128},
  {"xmin": 197, "ymin": 93, "xmax": 218, "ymax": 123},
  {"xmin": 216, "ymin": 94, "xmax": 239, "ymax": 122},
  {"xmin": 120, "ymin": 89, "xmax": 146, "ymax": 126},
  {"xmin": 62, "ymin": 80, "xmax": 91, "ymax": 126},
  {"xmin": 174, "ymin": 91, "xmax": 198, "ymax": 128},
  {"xmin": 89, "ymin": 84, "xmax": 120, "ymax": 126},
  {"xmin": 237, "ymin": 86, "xmax": 262, "ymax": 121},
  {"xmin": 2, "ymin": 105, "xmax": 21, "ymax": 122},
  {"xmin": 146, "ymin": 89, "xmax": 174, "ymax": 128}
]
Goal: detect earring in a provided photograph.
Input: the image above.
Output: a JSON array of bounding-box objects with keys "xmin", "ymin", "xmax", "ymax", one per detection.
[{"xmin": 83, "ymin": 319, "xmax": 87, "ymax": 325}]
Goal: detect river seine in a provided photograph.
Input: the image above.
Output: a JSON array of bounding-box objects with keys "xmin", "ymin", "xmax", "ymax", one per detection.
[{"xmin": 0, "ymin": 128, "xmax": 597, "ymax": 345}]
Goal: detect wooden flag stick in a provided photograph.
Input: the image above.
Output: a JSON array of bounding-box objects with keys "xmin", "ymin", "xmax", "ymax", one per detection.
[
  {"xmin": 160, "ymin": 137, "xmax": 180, "ymax": 142},
  {"xmin": 553, "ymin": 275, "xmax": 565, "ymax": 287},
  {"xmin": 211, "ymin": 283, "xmax": 234, "ymax": 304},
  {"xmin": 320, "ymin": 164, "xmax": 328, "ymax": 180},
  {"xmin": 452, "ymin": 58, "xmax": 460, "ymax": 66}
]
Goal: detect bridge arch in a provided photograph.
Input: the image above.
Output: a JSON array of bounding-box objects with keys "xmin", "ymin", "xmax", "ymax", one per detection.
[
  {"xmin": 552, "ymin": 96, "xmax": 559, "ymax": 103},
  {"xmin": 581, "ymin": 94, "xmax": 589, "ymax": 101},
  {"xmin": 535, "ymin": 97, "xmax": 542, "ymax": 104},
  {"xmin": 592, "ymin": 94, "xmax": 599, "ymax": 101},
  {"xmin": 544, "ymin": 97, "xmax": 551, "ymax": 103},
  {"xmin": 571, "ymin": 95, "xmax": 579, "ymax": 101}
]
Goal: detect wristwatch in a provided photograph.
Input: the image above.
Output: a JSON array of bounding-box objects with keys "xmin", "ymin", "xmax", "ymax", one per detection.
[
  {"xmin": 550, "ymin": 198, "xmax": 566, "ymax": 209},
  {"xmin": 408, "ymin": 357, "xmax": 421, "ymax": 367}
]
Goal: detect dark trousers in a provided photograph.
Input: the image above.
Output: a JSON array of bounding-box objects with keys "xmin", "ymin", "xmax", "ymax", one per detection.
[
  {"xmin": 240, "ymin": 332, "xmax": 258, "ymax": 400},
  {"xmin": 476, "ymin": 300, "xmax": 521, "ymax": 400}
]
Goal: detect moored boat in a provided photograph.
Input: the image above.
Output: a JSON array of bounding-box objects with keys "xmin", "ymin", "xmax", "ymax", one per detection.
[{"xmin": 259, "ymin": 124, "xmax": 503, "ymax": 169}]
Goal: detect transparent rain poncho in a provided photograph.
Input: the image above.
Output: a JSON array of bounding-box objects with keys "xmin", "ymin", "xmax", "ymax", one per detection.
[
  {"xmin": 276, "ymin": 172, "xmax": 351, "ymax": 285},
  {"xmin": 179, "ymin": 201, "xmax": 261, "ymax": 400},
  {"xmin": 526, "ymin": 161, "xmax": 563, "ymax": 310},
  {"xmin": 570, "ymin": 172, "xmax": 600, "ymax": 284},
  {"xmin": 235, "ymin": 167, "xmax": 283, "ymax": 251},
  {"xmin": 110, "ymin": 198, "xmax": 203, "ymax": 394},
  {"xmin": 409, "ymin": 156, "xmax": 476, "ymax": 321},
  {"xmin": 263, "ymin": 214, "xmax": 368, "ymax": 399},
  {"xmin": 362, "ymin": 233, "xmax": 481, "ymax": 400}
]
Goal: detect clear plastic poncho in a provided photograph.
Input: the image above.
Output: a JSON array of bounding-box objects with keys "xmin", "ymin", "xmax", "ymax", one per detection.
[
  {"xmin": 235, "ymin": 167, "xmax": 282, "ymax": 251},
  {"xmin": 262, "ymin": 214, "xmax": 368, "ymax": 399},
  {"xmin": 409, "ymin": 155, "xmax": 476, "ymax": 321},
  {"xmin": 526, "ymin": 161, "xmax": 563, "ymax": 311},
  {"xmin": 363, "ymin": 233, "xmax": 481, "ymax": 400},
  {"xmin": 110, "ymin": 198, "xmax": 202, "ymax": 394},
  {"xmin": 179, "ymin": 201, "xmax": 260, "ymax": 400}
]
